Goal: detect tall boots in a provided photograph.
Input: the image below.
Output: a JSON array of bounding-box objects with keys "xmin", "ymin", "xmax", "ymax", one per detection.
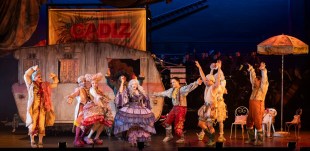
[
  {"xmin": 254, "ymin": 131, "xmax": 263, "ymax": 146},
  {"xmin": 74, "ymin": 127, "xmax": 84, "ymax": 147},
  {"xmin": 245, "ymin": 129, "xmax": 255, "ymax": 144},
  {"xmin": 197, "ymin": 129, "xmax": 205, "ymax": 141},
  {"xmin": 206, "ymin": 131, "xmax": 216, "ymax": 146},
  {"xmin": 162, "ymin": 126, "xmax": 173, "ymax": 142}
]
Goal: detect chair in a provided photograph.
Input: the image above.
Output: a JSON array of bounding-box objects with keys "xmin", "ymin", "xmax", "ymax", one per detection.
[
  {"xmin": 285, "ymin": 108, "xmax": 302, "ymax": 138},
  {"xmin": 230, "ymin": 106, "xmax": 249, "ymax": 139},
  {"xmin": 262, "ymin": 108, "xmax": 277, "ymax": 137}
]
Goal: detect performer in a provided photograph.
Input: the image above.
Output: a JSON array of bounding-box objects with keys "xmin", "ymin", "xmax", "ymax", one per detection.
[
  {"xmin": 24, "ymin": 65, "xmax": 59, "ymax": 148},
  {"xmin": 83, "ymin": 73, "xmax": 113, "ymax": 145},
  {"xmin": 197, "ymin": 61, "xmax": 228, "ymax": 142},
  {"xmin": 66, "ymin": 75, "xmax": 92, "ymax": 147},
  {"xmin": 105, "ymin": 68, "xmax": 144, "ymax": 139},
  {"xmin": 195, "ymin": 60, "xmax": 222, "ymax": 146},
  {"xmin": 245, "ymin": 62, "xmax": 269, "ymax": 146},
  {"xmin": 153, "ymin": 77, "xmax": 202, "ymax": 143},
  {"xmin": 212, "ymin": 62, "xmax": 228, "ymax": 142},
  {"xmin": 114, "ymin": 78, "xmax": 156, "ymax": 147}
]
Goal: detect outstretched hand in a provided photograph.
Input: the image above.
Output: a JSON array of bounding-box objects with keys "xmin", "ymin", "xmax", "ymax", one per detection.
[
  {"xmin": 195, "ymin": 61, "xmax": 201, "ymax": 69},
  {"xmin": 197, "ymin": 78, "xmax": 203, "ymax": 85},
  {"xmin": 216, "ymin": 60, "xmax": 222, "ymax": 69},
  {"xmin": 259, "ymin": 62, "xmax": 266, "ymax": 70},
  {"xmin": 65, "ymin": 96, "xmax": 73, "ymax": 104},
  {"xmin": 210, "ymin": 63, "xmax": 217, "ymax": 70},
  {"xmin": 33, "ymin": 65, "xmax": 39, "ymax": 71},
  {"xmin": 106, "ymin": 68, "xmax": 111, "ymax": 76},
  {"xmin": 120, "ymin": 76, "xmax": 126, "ymax": 83},
  {"xmin": 49, "ymin": 73, "xmax": 56, "ymax": 79}
]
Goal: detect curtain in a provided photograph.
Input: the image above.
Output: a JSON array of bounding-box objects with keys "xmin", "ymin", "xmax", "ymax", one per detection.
[{"xmin": 0, "ymin": 0, "xmax": 46, "ymax": 55}]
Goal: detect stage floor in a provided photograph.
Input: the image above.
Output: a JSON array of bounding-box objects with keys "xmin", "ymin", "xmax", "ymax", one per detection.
[{"xmin": 0, "ymin": 126, "xmax": 309, "ymax": 151}]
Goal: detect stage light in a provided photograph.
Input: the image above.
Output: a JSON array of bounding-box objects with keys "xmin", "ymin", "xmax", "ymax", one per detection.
[
  {"xmin": 216, "ymin": 142, "xmax": 223, "ymax": 148},
  {"xmin": 287, "ymin": 141, "xmax": 296, "ymax": 149},
  {"xmin": 58, "ymin": 142, "xmax": 67, "ymax": 149}
]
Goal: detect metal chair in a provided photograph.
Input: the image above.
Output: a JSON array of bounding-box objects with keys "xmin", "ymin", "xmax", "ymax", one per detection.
[
  {"xmin": 230, "ymin": 106, "xmax": 249, "ymax": 139},
  {"xmin": 285, "ymin": 108, "xmax": 302, "ymax": 138}
]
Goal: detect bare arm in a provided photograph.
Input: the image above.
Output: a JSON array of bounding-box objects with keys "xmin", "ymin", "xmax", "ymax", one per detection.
[
  {"xmin": 195, "ymin": 61, "xmax": 207, "ymax": 85},
  {"xmin": 248, "ymin": 63, "xmax": 256, "ymax": 85},
  {"xmin": 119, "ymin": 76, "xmax": 126, "ymax": 93},
  {"xmin": 212, "ymin": 60, "xmax": 222, "ymax": 91}
]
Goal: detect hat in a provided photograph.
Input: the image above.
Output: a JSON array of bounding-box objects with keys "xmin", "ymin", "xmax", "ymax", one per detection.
[
  {"xmin": 205, "ymin": 74, "xmax": 215, "ymax": 82},
  {"xmin": 77, "ymin": 76, "xmax": 86, "ymax": 83},
  {"xmin": 31, "ymin": 71, "xmax": 41, "ymax": 81}
]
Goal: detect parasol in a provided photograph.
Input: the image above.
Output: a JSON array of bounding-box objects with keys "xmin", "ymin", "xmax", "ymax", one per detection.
[{"xmin": 257, "ymin": 34, "xmax": 308, "ymax": 136}]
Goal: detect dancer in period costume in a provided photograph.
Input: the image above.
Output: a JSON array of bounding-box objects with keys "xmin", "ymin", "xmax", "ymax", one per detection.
[
  {"xmin": 153, "ymin": 77, "xmax": 202, "ymax": 143},
  {"xmin": 105, "ymin": 68, "xmax": 144, "ymax": 139},
  {"xmin": 24, "ymin": 65, "xmax": 59, "ymax": 148},
  {"xmin": 82, "ymin": 73, "xmax": 113, "ymax": 145},
  {"xmin": 195, "ymin": 60, "xmax": 222, "ymax": 146},
  {"xmin": 245, "ymin": 62, "xmax": 269, "ymax": 146},
  {"xmin": 66, "ymin": 75, "xmax": 92, "ymax": 147},
  {"xmin": 114, "ymin": 79, "xmax": 156, "ymax": 146},
  {"xmin": 105, "ymin": 69, "xmax": 129, "ymax": 138},
  {"xmin": 196, "ymin": 61, "xmax": 228, "ymax": 142}
]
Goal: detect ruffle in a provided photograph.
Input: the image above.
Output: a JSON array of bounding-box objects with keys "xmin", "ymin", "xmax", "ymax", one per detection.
[
  {"xmin": 114, "ymin": 110, "xmax": 155, "ymax": 126},
  {"xmin": 82, "ymin": 115, "xmax": 112, "ymax": 127},
  {"xmin": 114, "ymin": 122, "xmax": 156, "ymax": 135},
  {"xmin": 127, "ymin": 129, "xmax": 151, "ymax": 143}
]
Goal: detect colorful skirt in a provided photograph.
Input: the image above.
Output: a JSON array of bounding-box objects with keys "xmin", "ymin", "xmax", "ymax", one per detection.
[
  {"xmin": 82, "ymin": 101, "xmax": 112, "ymax": 127},
  {"xmin": 114, "ymin": 102, "xmax": 156, "ymax": 142}
]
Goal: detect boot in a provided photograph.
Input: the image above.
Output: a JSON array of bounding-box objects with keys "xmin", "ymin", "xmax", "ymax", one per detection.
[
  {"xmin": 73, "ymin": 127, "xmax": 84, "ymax": 147},
  {"xmin": 254, "ymin": 131, "xmax": 263, "ymax": 146},
  {"xmin": 196, "ymin": 130, "xmax": 205, "ymax": 141},
  {"xmin": 176, "ymin": 133, "xmax": 185, "ymax": 144},
  {"xmin": 218, "ymin": 122, "xmax": 226, "ymax": 142},
  {"xmin": 206, "ymin": 132, "xmax": 215, "ymax": 146},
  {"xmin": 218, "ymin": 134, "xmax": 226, "ymax": 142},
  {"xmin": 162, "ymin": 126, "xmax": 173, "ymax": 142},
  {"xmin": 245, "ymin": 129, "xmax": 255, "ymax": 144}
]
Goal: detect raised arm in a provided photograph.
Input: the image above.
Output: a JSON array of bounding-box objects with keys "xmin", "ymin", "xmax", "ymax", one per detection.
[
  {"xmin": 259, "ymin": 62, "xmax": 268, "ymax": 87},
  {"xmin": 180, "ymin": 78, "xmax": 202, "ymax": 96},
  {"xmin": 248, "ymin": 63, "xmax": 256, "ymax": 85},
  {"xmin": 105, "ymin": 68, "xmax": 116, "ymax": 90},
  {"xmin": 48, "ymin": 73, "xmax": 59, "ymax": 89},
  {"xmin": 212, "ymin": 60, "xmax": 222, "ymax": 90},
  {"xmin": 118, "ymin": 76, "xmax": 126, "ymax": 94},
  {"xmin": 24, "ymin": 65, "xmax": 37, "ymax": 88},
  {"xmin": 195, "ymin": 61, "xmax": 207, "ymax": 85}
]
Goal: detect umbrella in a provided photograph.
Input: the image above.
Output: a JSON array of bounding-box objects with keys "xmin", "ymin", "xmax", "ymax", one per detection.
[{"xmin": 257, "ymin": 34, "xmax": 309, "ymax": 135}]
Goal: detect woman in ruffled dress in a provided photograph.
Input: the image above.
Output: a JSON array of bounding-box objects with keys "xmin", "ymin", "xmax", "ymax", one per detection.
[
  {"xmin": 82, "ymin": 73, "xmax": 113, "ymax": 145},
  {"xmin": 66, "ymin": 75, "xmax": 92, "ymax": 147},
  {"xmin": 114, "ymin": 78, "xmax": 156, "ymax": 147}
]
